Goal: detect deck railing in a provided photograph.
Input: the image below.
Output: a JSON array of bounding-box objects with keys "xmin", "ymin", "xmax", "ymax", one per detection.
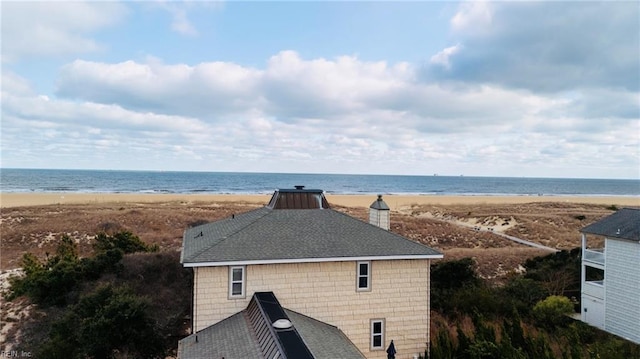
[{"xmin": 584, "ymin": 248, "xmax": 605, "ymax": 266}]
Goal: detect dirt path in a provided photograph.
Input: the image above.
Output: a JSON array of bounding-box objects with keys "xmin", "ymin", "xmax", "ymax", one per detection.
[
  {"xmin": 480, "ymin": 229, "xmax": 558, "ymax": 252},
  {"xmin": 409, "ymin": 209, "xmax": 559, "ymax": 252}
]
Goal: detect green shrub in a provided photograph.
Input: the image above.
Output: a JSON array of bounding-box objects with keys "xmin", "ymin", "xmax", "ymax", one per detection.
[
  {"xmin": 38, "ymin": 285, "xmax": 164, "ymax": 358},
  {"xmin": 9, "ymin": 232, "xmax": 154, "ymax": 306},
  {"xmin": 533, "ymin": 295, "xmax": 574, "ymax": 328},
  {"xmin": 502, "ymin": 277, "xmax": 547, "ymax": 316},
  {"xmin": 94, "ymin": 231, "xmax": 158, "ymax": 254}
]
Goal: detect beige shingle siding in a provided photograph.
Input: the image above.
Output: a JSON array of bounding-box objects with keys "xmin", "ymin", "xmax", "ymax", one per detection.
[
  {"xmin": 193, "ymin": 259, "xmax": 432, "ymax": 358},
  {"xmin": 604, "ymin": 238, "xmax": 640, "ymax": 344}
]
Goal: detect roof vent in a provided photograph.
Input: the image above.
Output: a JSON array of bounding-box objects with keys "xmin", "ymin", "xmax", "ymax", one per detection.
[
  {"xmin": 294, "ymin": 185, "xmax": 305, "ymax": 190},
  {"xmin": 272, "ymin": 319, "xmax": 293, "ymax": 329}
]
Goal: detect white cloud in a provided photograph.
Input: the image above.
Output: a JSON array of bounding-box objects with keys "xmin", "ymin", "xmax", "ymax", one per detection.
[
  {"xmin": 1, "ymin": 2, "xmax": 128, "ymax": 62},
  {"xmin": 56, "ymin": 59, "xmax": 262, "ymax": 118},
  {"xmin": 2, "ymin": 88, "xmax": 208, "ymax": 134},
  {"xmin": 1, "ymin": 71, "xmax": 36, "ymax": 96},
  {"xmin": 149, "ymin": 1, "xmax": 223, "ymax": 36},
  {"xmin": 450, "ymin": 1, "xmax": 492, "ymax": 33},
  {"xmin": 429, "ymin": 45, "xmax": 462, "ymax": 70},
  {"xmin": 3, "ymin": 48, "xmax": 638, "ymax": 177}
]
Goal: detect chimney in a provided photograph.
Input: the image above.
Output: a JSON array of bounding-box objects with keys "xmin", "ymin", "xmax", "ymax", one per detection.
[{"xmin": 369, "ymin": 194, "xmax": 390, "ymax": 230}]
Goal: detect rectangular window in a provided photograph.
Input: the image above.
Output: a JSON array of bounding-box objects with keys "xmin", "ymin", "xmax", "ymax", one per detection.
[
  {"xmin": 370, "ymin": 319, "xmax": 385, "ymax": 350},
  {"xmin": 357, "ymin": 261, "xmax": 371, "ymax": 291},
  {"xmin": 229, "ymin": 266, "xmax": 245, "ymax": 298}
]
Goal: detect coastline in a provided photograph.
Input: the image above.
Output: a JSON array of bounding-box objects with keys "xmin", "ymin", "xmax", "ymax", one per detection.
[{"xmin": 1, "ymin": 192, "xmax": 638, "ymax": 208}]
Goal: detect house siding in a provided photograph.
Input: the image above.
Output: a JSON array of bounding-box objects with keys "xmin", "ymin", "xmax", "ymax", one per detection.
[
  {"xmin": 604, "ymin": 239, "xmax": 640, "ymax": 344},
  {"xmin": 193, "ymin": 259, "xmax": 431, "ymax": 359},
  {"xmin": 369, "ymin": 209, "xmax": 390, "ymax": 231}
]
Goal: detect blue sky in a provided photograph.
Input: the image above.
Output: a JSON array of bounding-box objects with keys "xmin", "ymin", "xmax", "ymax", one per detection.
[{"xmin": 1, "ymin": 1, "xmax": 639, "ymax": 179}]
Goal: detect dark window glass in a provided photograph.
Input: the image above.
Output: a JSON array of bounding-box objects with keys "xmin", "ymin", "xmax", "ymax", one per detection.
[
  {"xmin": 373, "ymin": 322, "xmax": 382, "ymax": 332},
  {"xmin": 232, "ymin": 268, "xmax": 243, "ymax": 281},
  {"xmin": 232, "ymin": 282, "xmax": 242, "ymax": 295},
  {"xmin": 373, "ymin": 334, "xmax": 382, "ymax": 347},
  {"xmin": 359, "ymin": 263, "xmax": 368, "ymax": 275}
]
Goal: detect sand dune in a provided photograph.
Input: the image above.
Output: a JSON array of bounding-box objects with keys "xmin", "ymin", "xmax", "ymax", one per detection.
[{"xmin": 1, "ymin": 192, "xmax": 638, "ymax": 208}]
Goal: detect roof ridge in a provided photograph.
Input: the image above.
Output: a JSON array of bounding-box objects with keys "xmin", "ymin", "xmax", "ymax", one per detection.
[
  {"xmin": 186, "ymin": 207, "xmax": 272, "ymax": 261},
  {"xmin": 328, "ymin": 208, "xmax": 443, "ymax": 253}
]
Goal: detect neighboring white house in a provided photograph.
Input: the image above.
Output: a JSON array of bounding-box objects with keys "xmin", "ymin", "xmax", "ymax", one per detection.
[
  {"xmin": 178, "ymin": 187, "xmax": 443, "ymax": 359},
  {"xmin": 580, "ymin": 207, "xmax": 640, "ymax": 344}
]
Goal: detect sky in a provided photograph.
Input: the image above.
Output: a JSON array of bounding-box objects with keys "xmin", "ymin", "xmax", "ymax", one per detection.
[{"xmin": 1, "ymin": 1, "xmax": 639, "ymax": 179}]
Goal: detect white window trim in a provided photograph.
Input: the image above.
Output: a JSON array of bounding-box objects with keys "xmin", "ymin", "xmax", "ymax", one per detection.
[
  {"xmin": 228, "ymin": 266, "xmax": 246, "ymax": 299},
  {"xmin": 370, "ymin": 318, "xmax": 385, "ymax": 350},
  {"xmin": 357, "ymin": 261, "xmax": 371, "ymax": 292}
]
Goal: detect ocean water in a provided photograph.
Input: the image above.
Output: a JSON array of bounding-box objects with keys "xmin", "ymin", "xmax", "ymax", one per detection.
[{"xmin": 1, "ymin": 168, "xmax": 639, "ymax": 196}]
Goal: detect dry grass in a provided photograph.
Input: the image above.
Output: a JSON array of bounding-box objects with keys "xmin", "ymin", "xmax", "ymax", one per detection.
[
  {"xmin": 0, "ymin": 200, "xmax": 615, "ymax": 277},
  {"xmin": 0, "ymin": 199, "xmax": 619, "ymax": 354},
  {"xmin": 0, "ymin": 201, "xmax": 260, "ymax": 269}
]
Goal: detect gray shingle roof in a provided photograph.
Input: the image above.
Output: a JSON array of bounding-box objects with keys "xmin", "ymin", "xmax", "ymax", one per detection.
[
  {"xmin": 181, "ymin": 207, "xmax": 442, "ymax": 265},
  {"xmin": 581, "ymin": 207, "xmax": 640, "ymax": 241},
  {"xmin": 177, "ymin": 312, "xmax": 262, "ymax": 359},
  {"xmin": 178, "ymin": 292, "xmax": 365, "ymax": 359},
  {"xmin": 369, "ymin": 195, "xmax": 390, "ymax": 210},
  {"xmin": 284, "ymin": 309, "xmax": 365, "ymax": 359}
]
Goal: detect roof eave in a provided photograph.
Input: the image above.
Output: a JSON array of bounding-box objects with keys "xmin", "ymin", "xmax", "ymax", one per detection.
[{"xmin": 183, "ymin": 254, "xmax": 444, "ymax": 267}]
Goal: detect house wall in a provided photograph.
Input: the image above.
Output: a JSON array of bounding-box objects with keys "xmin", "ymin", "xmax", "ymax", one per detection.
[
  {"xmin": 604, "ymin": 238, "xmax": 640, "ymax": 344},
  {"xmin": 193, "ymin": 259, "xmax": 432, "ymax": 359}
]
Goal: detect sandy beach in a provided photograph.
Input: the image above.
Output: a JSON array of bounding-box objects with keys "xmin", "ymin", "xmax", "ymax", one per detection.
[{"xmin": 1, "ymin": 192, "xmax": 638, "ymax": 208}]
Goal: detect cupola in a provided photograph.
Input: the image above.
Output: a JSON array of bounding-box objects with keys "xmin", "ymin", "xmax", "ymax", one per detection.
[
  {"xmin": 369, "ymin": 194, "xmax": 390, "ymax": 230},
  {"xmin": 266, "ymin": 186, "xmax": 330, "ymax": 209}
]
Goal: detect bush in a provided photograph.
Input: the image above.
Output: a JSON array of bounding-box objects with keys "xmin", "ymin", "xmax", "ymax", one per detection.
[
  {"xmin": 432, "ymin": 258, "xmax": 480, "ymax": 290},
  {"xmin": 533, "ymin": 295, "xmax": 574, "ymax": 328},
  {"xmin": 432, "ymin": 258, "xmax": 483, "ymax": 313},
  {"xmin": 38, "ymin": 285, "xmax": 165, "ymax": 358},
  {"xmin": 9, "ymin": 232, "xmax": 156, "ymax": 306},
  {"xmin": 8, "ymin": 236, "xmax": 83, "ymax": 305},
  {"xmin": 94, "ymin": 231, "xmax": 158, "ymax": 254},
  {"xmin": 502, "ymin": 277, "xmax": 547, "ymax": 316}
]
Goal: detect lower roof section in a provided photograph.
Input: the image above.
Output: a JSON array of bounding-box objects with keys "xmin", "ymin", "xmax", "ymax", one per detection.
[{"xmin": 178, "ymin": 292, "xmax": 365, "ymax": 359}]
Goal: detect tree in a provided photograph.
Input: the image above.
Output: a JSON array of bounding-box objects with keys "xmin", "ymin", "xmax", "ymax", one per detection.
[{"xmin": 524, "ymin": 249, "xmax": 581, "ymax": 298}]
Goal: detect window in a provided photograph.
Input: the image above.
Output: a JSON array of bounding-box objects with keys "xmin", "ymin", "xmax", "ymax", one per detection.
[
  {"xmin": 229, "ymin": 266, "xmax": 245, "ymax": 298},
  {"xmin": 370, "ymin": 319, "xmax": 385, "ymax": 350},
  {"xmin": 357, "ymin": 261, "xmax": 371, "ymax": 291}
]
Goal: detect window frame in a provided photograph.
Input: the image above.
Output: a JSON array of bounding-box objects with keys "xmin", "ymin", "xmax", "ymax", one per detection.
[
  {"xmin": 228, "ymin": 266, "xmax": 246, "ymax": 299},
  {"xmin": 356, "ymin": 261, "xmax": 371, "ymax": 292},
  {"xmin": 370, "ymin": 318, "xmax": 385, "ymax": 350}
]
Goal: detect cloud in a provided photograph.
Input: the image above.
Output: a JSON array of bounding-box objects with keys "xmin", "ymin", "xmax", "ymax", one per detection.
[
  {"xmin": 57, "ymin": 51, "xmax": 559, "ymax": 133},
  {"xmin": 427, "ymin": 2, "xmax": 640, "ymax": 92},
  {"xmin": 1, "ymin": 71, "xmax": 36, "ymax": 96},
  {"xmin": 450, "ymin": 1, "xmax": 493, "ymax": 33},
  {"xmin": 56, "ymin": 59, "xmax": 262, "ymax": 118},
  {"xmin": 52, "ymin": 50, "xmax": 636, "ymax": 136},
  {"xmin": 430, "ymin": 45, "xmax": 462, "ymax": 70},
  {"xmin": 3, "ymin": 48, "xmax": 638, "ymax": 177},
  {"xmin": 2, "ymin": 84, "xmax": 207, "ymax": 134},
  {"xmin": 149, "ymin": 1, "xmax": 223, "ymax": 36},
  {"xmin": 1, "ymin": 2, "xmax": 128, "ymax": 62}
]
